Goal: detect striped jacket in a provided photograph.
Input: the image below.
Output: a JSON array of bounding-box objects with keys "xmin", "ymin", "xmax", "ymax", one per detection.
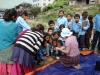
[{"xmin": 15, "ymin": 30, "xmax": 44, "ymax": 55}]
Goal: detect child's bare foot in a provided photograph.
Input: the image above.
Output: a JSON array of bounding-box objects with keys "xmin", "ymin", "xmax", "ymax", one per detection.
[{"xmin": 73, "ymin": 64, "xmax": 81, "ymax": 70}]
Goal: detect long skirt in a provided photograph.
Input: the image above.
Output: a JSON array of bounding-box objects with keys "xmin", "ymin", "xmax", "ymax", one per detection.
[
  {"xmin": 0, "ymin": 45, "xmax": 14, "ymax": 75},
  {"xmin": 59, "ymin": 54, "xmax": 80, "ymax": 67},
  {"xmin": 11, "ymin": 47, "xmax": 36, "ymax": 75}
]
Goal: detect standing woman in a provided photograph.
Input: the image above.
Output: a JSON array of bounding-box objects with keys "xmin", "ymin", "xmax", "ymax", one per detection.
[
  {"xmin": 11, "ymin": 24, "xmax": 44, "ymax": 75},
  {"xmin": 57, "ymin": 10, "xmax": 68, "ymax": 28},
  {"xmin": 16, "ymin": 10, "xmax": 31, "ymax": 34},
  {"xmin": 55, "ymin": 28, "xmax": 81, "ymax": 69},
  {"xmin": 0, "ymin": 9, "xmax": 18, "ymax": 75}
]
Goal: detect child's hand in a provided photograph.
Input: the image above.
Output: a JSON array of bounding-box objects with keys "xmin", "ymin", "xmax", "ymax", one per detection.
[
  {"xmin": 78, "ymin": 35, "xmax": 80, "ymax": 38},
  {"xmin": 55, "ymin": 47, "xmax": 60, "ymax": 51}
]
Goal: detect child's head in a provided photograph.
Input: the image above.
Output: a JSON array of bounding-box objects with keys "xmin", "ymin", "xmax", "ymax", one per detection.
[
  {"xmin": 48, "ymin": 20, "xmax": 55, "ymax": 29},
  {"xmin": 59, "ymin": 24, "xmax": 65, "ymax": 31},
  {"xmin": 53, "ymin": 39, "xmax": 57, "ymax": 47},
  {"xmin": 82, "ymin": 11, "xmax": 88, "ymax": 20},
  {"xmin": 42, "ymin": 39, "xmax": 48, "ymax": 47},
  {"xmin": 31, "ymin": 27, "xmax": 38, "ymax": 32},
  {"xmin": 56, "ymin": 40, "xmax": 63, "ymax": 48},
  {"xmin": 59, "ymin": 10, "xmax": 64, "ymax": 17},
  {"xmin": 48, "ymin": 28, "xmax": 53, "ymax": 36},
  {"xmin": 53, "ymin": 31, "xmax": 60, "ymax": 39},
  {"xmin": 44, "ymin": 32, "xmax": 50, "ymax": 42},
  {"xmin": 20, "ymin": 10, "xmax": 28, "ymax": 20},
  {"xmin": 49, "ymin": 37, "xmax": 53, "ymax": 45},
  {"xmin": 3, "ymin": 9, "xmax": 17, "ymax": 22},
  {"xmin": 66, "ymin": 13, "xmax": 72, "ymax": 21},
  {"xmin": 36, "ymin": 24, "xmax": 44, "ymax": 34},
  {"xmin": 71, "ymin": 30, "xmax": 75, "ymax": 36},
  {"xmin": 88, "ymin": 15, "xmax": 93, "ymax": 21},
  {"xmin": 74, "ymin": 14, "xmax": 80, "ymax": 22}
]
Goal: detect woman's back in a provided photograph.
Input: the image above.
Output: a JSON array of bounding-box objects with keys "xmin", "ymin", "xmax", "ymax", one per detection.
[
  {"xmin": 65, "ymin": 36, "xmax": 80, "ymax": 57},
  {"xmin": 0, "ymin": 20, "xmax": 18, "ymax": 50}
]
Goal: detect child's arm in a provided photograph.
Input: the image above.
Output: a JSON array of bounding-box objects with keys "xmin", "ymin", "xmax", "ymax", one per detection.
[
  {"xmin": 55, "ymin": 46, "xmax": 70, "ymax": 54},
  {"xmin": 70, "ymin": 20, "xmax": 74, "ymax": 30},
  {"xmin": 93, "ymin": 16, "xmax": 97, "ymax": 34},
  {"xmin": 83, "ymin": 20, "xmax": 90, "ymax": 30}
]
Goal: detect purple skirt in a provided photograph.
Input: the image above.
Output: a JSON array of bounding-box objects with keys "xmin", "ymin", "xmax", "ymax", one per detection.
[{"xmin": 11, "ymin": 47, "xmax": 36, "ymax": 66}]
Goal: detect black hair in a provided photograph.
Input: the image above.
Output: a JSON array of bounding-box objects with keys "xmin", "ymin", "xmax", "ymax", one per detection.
[
  {"xmin": 66, "ymin": 13, "xmax": 73, "ymax": 17},
  {"xmin": 74, "ymin": 14, "xmax": 80, "ymax": 18},
  {"xmin": 48, "ymin": 28, "xmax": 53, "ymax": 32},
  {"xmin": 48, "ymin": 20, "xmax": 55, "ymax": 25},
  {"xmin": 71, "ymin": 30, "xmax": 75, "ymax": 36},
  {"xmin": 59, "ymin": 10, "xmax": 64, "ymax": 14},
  {"xmin": 53, "ymin": 31, "xmax": 60, "ymax": 36},
  {"xmin": 53, "ymin": 38, "xmax": 57, "ymax": 42},
  {"xmin": 3, "ymin": 8, "xmax": 17, "ymax": 21},
  {"xmin": 52, "ymin": 38, "xmax": 57, "ymax": 46},
  {"xmin": 44, "ymin": 32, "xmax": 50, "ymax": 36},
  {"xmin": 31, "ymin": 27, "xmax": 38, "ymax": 32},
  {"xmin": 82, "ymin": 11, "xmax": 88, "ymax": 16},
  {"xmin": 59, "ymin": 24, "xmax": 65, "ymax": 30},
  {"xmin": 36, "ymin": 24, "xmax": 44, "ymax": 32},
  {"xmin": 88, "ymin": 15, "xmax": 93, "ymax": 21},
  {"xmin": 42, "ymin": 39, "xmax": 47, "ymax": 47},
  {"xmin": 20, "ymin": 10, "xmax": 28, "ymax": 16},
  {"xmin": 57, "ymin": 40, "xmax": 63, "ymax": 46}
]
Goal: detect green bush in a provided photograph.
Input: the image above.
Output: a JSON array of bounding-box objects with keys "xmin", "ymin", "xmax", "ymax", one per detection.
[
  {"xmin": 29, "ymin": 6, "xmax": 41, "ymax": 17},
  {"xmin": 87, "ymin": 6, "xmax": 99, "ymax": 16}
]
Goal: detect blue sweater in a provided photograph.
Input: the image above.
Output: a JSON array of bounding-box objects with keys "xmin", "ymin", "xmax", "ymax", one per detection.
[
  {"xmin": 0, "ymin": 20, "xmax": 18, "ymax": 50},
  {"xmin": 16, "ymin": 16, "xmax": 31, "ymax": 34},
  {"xmin": 79, "ymin": 17, "xmax": 90, "ymax": 35},
  {"xmin": 57, "ymin": 16, "xmax": 68, "ymax": 28},
  {"xmin": 93, "ymin": 14, "xmax": 100, "ymax": 32},
  {"xmin": 70, "ymin": 20, "xmax": 82, "ymax": 35}
]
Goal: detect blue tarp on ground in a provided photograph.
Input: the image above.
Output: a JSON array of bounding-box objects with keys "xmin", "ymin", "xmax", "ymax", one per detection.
[{"xmin": 34, "ymin": 53, "xmax": 100, "ymax": 75}]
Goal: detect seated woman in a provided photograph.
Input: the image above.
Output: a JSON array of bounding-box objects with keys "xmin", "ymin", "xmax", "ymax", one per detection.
[
  {"xmin": 11, "ymin": 24, "xmax": 44, "ymax": 75},
  {"xmin": 55, "ymin": 28, "xmax": 81, "ymax": 69}
]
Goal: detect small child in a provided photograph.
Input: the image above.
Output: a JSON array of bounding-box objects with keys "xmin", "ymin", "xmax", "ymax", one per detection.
[
  {"xmin": 56, "ymin": 40, "xmax": 64, "ymax": 59},
  {"xmin": 70, "ymin": 14, "xmax": 82, "ymax": 46},
  {"xmin": 57, "ymin": 10, "xmax": 68, "ymax": 28},
  {"xmin": 48, "ymin": 28, "xmax": 53, "ymax": 36},
  {"xmin": 52, "ymin": 39, "xmax": 57, "ymax": 56},
  {"xmin": 79, "ymin": 11, "xmax": 90, "ymax": 50},
  {"xmin": 85, "ymin": 15, "xmax": 93, "ymax": 50},
  {"xmin": 59, "ymin": 24, "xmax": 65, "ymax": 32},
  {"xmin": 41, "ymin": 40, "xmax": 48, "ymax": 56},
  {"xmin": 66, "ymin": 13, "xmax": 73, "ymax": 29},
  {"xmin": 44, "ymin": 32, "xmax": 50, "ymax": 43},
  {"xmin": 53, "ymin": 31, "xmax": 60, "ymax": 39},
  {"xmin": 53, "ymin": 31, "xmax": 65, "ymax": 46},
  {"xmin": 44, "ymin": 32, "xmax": 50, "ymax": 56},
  {"xmin": 48, "ymin": 37, "xmax": 53, "ymax": 56}
]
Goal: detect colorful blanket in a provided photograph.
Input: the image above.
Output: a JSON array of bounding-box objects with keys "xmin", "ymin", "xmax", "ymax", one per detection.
[{"xmin": 26, "ymin": 51, "xmax": 100, "ymax": 75}]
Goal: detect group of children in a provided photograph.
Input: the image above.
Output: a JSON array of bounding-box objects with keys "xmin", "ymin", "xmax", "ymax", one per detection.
[{"xmin": 36, "ymin": 10, "xmax": 93, "ymax": 61}]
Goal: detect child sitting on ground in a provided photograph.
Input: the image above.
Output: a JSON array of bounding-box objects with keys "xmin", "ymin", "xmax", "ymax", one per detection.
[{"xmin": 44, "ymin": 32, "xmax": 50, "ymax": 56}]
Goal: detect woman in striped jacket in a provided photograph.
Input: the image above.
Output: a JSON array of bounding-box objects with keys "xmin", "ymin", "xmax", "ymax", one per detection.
[{"xmin": 11, "ymin": 24, "xmax": 44, "ymax": 75}]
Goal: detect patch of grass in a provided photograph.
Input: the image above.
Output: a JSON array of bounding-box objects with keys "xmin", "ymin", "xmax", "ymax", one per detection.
[{"xmin": 87, "ymin": 6, "xmax": 99, "ymax": 16}]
